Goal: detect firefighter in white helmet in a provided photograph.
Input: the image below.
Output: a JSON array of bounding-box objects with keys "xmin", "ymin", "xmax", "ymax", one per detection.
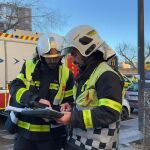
[
  {"xmin": 57, "ymin": 25, "xmax": 123, "ymax": 150},
  {"xmin": 9, "ymin": 33, "xmax": 74, "ymax": 150}
]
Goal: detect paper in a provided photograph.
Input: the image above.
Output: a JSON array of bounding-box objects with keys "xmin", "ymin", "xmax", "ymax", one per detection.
[{"xmin": 5, "ymin": 106, "xmax": 24, "ymax": 112}]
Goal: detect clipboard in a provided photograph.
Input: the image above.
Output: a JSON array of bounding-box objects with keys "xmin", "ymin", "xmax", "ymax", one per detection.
[
  {"xmin": 5, "ymin": 106, "xmax": 64, "ymax": 119},
  {"xmin": 21, "ymin": 108, "xmax": 64, "ymax": 119}
]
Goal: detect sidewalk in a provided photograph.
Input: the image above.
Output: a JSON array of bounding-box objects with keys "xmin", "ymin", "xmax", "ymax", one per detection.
[{"xmin": 119, "ymin": 118, "xmax": 143, "ymax": 150}]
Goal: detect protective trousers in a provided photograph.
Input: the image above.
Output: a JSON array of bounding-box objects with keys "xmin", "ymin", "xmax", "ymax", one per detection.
[{"xmin": 13, "ymin": 134, "xmax": 66, "ymax": 150}]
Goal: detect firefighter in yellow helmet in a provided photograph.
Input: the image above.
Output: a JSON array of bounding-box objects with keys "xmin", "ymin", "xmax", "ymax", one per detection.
[
  {"xmin": 56, "ymin": 25, "xmax": 124, "ymax": 150},
  {"xmin": 9, "ymin": 33, "xmax": 74, "ymax": 150}
]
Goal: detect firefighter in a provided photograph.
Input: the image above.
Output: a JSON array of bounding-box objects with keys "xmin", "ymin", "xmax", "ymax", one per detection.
[
  {"xmin": 56, "ymin": 25, "xmax": 123, "ymax": 150},
  {"xmin": 9, "ymin": 33, "xmax": 74, "ymax": 150},
  {"xmin": 131, "ymin": 75, "xmax": 138, "ymax": 83}
]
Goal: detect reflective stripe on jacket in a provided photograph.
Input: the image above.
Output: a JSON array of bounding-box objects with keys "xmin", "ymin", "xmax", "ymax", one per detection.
[
  {"xmin": 14, "ymin": 60, "xmax": 72, "ymax": 133},
  {"xmin": 71, "ymin": 62, "xmax": 122, "ymax": 150},
  {"xmin": 16, "ymin": 60, "xmax": 72, "ymax": 105}
]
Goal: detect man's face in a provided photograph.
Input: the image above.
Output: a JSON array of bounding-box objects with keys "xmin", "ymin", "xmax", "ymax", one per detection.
[
  {"xmin": 70, "ymin": 48, "xmax": 86, "ymax": 66},
  {"xmin": 44, "ymin": 57, "xmax": 60, "ymax": 69},
  {"xmin": 43, "ymin": 48, "xmax": 61, "ymax": 69}
]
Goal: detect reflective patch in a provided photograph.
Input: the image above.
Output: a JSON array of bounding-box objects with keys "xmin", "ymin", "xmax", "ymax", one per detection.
[
  {"xmin": 86, "ymin": 30, "xmax": 97, "ymax": 36},
  {"xmin": 17, "ymin": 120, "xmax": 50, "ymax": 132},
  {"xmin": 83, "ymin": 110, "xmax": 93, "ymax": 129}
]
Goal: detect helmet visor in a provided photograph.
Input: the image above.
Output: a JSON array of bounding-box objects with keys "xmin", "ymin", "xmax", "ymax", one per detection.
[
  {"xmin": 42, "ymin": 53, "xmax": 62, "ymax": 58},
  {"xmin": 42, "ymin": 48, "xmax": 62, "ymax": 58},
  {"xmin": 61, "ymin": 46, "xmax": 79, "ymax": 56}
]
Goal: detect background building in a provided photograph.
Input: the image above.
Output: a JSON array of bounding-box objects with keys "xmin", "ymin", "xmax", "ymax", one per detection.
[
  {"xmin": 0, "ymin": 3, "xmax": 32, "ymax": 31},
  {"xmin": 118, "ymin": 62, "xmax": 138, "ymax": 75}
]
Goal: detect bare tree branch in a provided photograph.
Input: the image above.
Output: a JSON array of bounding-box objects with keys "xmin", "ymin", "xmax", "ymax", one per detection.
[
  {"xmin": 116, "ymin": 43, "xmax": 137, "ymax": 69},
  {"xmin": 145, "ymin": 41, "xmax": 150, "ymax": 59},
  {"xmin": 116, "ymin": 41, "xmax": 150, "ymax": 69},
  {"xmin": 0, "ymin": 0, "xmax": 67, "ymax": 32}
]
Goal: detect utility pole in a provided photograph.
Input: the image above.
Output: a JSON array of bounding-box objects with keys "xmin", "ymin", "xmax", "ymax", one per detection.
[{"xmin": 138, "ymin": 0, "xmax": 145, "ymax": 131}]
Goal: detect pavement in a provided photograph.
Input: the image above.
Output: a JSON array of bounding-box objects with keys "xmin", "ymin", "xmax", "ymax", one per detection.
[
  {"xmin": 119, "ymin": 118, "xmax": 143, "ymax": 150},
  {"xmin": 0, "ymin": 115, "xmax": 144, "ymax": 150}
]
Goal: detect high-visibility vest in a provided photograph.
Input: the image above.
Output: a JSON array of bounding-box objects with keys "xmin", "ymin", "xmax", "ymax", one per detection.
[
  {"xmin": 73, "ymin": 62, "xmax": 122, "ymax": 113},
  {"xmin": 15, "ymin": 59, "xmax": 72, "ymax": 132},
  {"xmin": 16, "ymin": 59, "xmax": 71, "ymax": 105},
  {"xmin": 70, "ymin": 62, "xmax": 122, "ymax": 150}
]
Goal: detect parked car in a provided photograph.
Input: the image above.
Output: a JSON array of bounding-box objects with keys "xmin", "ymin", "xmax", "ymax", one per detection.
[
  {"xmin": 121, "ymin": 98, "xmax": 131, "ymax": 121},
  {"xmin": 125, "ymin": 82, "xmax": 150, "ymax": 112}
]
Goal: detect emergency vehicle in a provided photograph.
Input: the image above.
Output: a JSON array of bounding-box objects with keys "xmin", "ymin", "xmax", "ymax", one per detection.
[
  {"xmin": 0, "ymin": 30, "xmax": 39, "ymax": 115},
  {"xmin": 0, "ymin": 30, "xmax": 78, "ymax": 115}
]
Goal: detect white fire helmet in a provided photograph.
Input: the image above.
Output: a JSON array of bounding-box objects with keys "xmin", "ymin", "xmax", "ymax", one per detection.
[
  {"xmin": 37, "ymin": 33, "xmax": 64, "ymax": 58},
  {"xmin": 62, "ymin": 25, "xmax": 115, "ymax": 60}
]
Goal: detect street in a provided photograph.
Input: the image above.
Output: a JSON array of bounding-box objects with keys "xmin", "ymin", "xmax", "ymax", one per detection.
[
  {"xmin": 0, "ymin": 110, "xmax": 138, "ymax": 150},
  {"xmin": 0, "ymin": 116, "xmax": 15, "ymax": 150}
]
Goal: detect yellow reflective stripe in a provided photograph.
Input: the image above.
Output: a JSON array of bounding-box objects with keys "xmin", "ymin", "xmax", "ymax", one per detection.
[
  {"xmin": 35, "ymin": 81, "xmax": 40, "ymax": 87},
  {"xmin": 49, "ymin": 83, "xmax": 59, "ymax": 90},
  {"xmin": 73, "ymin": 85, "xmax": 77, "ymax": 100},
  {"xmin": 83, "ymin": 110, "xmax": 93, "ymax": 129},
  {"xmin": 16, "ymin": 88, "xmax": 28, "ymax": 103},
  {"xmin": 64, "ymin": 89, "xmax": 73, "ymax": 97},
  {"xmin": 26, "ymin": 60, "xmax": 39, "ymax": 81},
  {"xmin": 17, "ymin": 120, "xmax": 50, "ymax": 132},
  {"xmin": 53, "ymin": 65, "xmax": 69, "ymax": 105},
  {"xmin": 17, "ymin": 73, "xmax": 25, "ymax": 83},
  {"xmin": 99, "ymin": 98, "xmax": 122, "ymax": 113}
]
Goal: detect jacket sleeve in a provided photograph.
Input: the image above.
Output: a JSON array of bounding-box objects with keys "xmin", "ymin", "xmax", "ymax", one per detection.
[
  {"xmin": 62, "ymin": 71, "xmax": 74, "ymax": 105},
  {"xmin": 9, "ymin": 62, "xmax": 40, "ymax": 106},
  {"xmin": 71, "ymin": 71, "xmax": 123, "ymax": 129}
]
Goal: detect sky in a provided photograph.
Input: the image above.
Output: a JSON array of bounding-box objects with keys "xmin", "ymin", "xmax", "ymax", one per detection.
[{"xmin": 42, "ymin": 0, "xmax": 150, "ymax": 51}]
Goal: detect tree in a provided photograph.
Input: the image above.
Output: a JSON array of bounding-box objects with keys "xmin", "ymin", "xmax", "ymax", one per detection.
[
  {"xmin": 145, "ymin": 41, "xmax": 150, "ymax": 59},
  {"xmin": 0, "ymin": 0, "xmax": 67, "ymax": 32},
  {"xmin": 116, "ymin": 43, "xmax": 137, "ymax": 69},
  {"xmin": 116, "ymin": 42, "xmax": 150, "ymax": 69}
]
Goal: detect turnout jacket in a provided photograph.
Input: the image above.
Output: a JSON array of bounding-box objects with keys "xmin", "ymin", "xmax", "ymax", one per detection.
[
  {"xmin": 68, "ymin": 60, "xmax": 123, "ymax": 150},
  {"xmin": 10, "ymin": 59, "xmax": 74, "ymax": 141}
]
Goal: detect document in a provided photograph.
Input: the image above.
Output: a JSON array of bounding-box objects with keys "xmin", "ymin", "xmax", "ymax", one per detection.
[
  {"xmin": 5, "ymin": 106, "xmax": 64, "ymax": 119},
  {"xmin": 5, "ymin": 106, "xmax": 24, "ymax": 112}
]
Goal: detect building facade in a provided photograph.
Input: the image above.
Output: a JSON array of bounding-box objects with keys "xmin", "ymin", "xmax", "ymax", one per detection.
[{"xmin": 0, "ymin": 3, "xmax": 32, "ymax": 32}]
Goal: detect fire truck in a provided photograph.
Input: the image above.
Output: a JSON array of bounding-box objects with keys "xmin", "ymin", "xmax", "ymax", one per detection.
[
  {"xmin": 0, "ymin": 30, "xmax": 39, "ymax": 115},
  {"xmin": 0, "ymin": 30, "xmax": 78, "ymax": 115}
]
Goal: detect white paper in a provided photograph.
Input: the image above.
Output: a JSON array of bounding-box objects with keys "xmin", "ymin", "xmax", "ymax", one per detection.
[{"xmin": 5, "ymin": 106, "xmax": 24, "ymax": 112}]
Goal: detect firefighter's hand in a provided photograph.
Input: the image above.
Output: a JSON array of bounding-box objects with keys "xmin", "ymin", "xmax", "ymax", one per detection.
[
  {"xmin": 60, "ymin": 103, "xmax": 72, "ymax": 112},
  {"xmin": 39, "ymin": 99, "xmax": 51, "ymax": 108},
  {"xmin": 55, "ymin": 112, "xmax": 71, "ymax": 125},
  {"xmin": 39, "ymin": 99, "xmax": 51, "ymax": 122}
]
